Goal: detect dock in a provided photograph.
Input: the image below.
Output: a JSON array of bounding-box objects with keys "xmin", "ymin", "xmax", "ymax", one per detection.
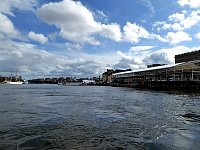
[{"xmin": 112, "ymin": 60, "xmax": 200, "ymax": 91}]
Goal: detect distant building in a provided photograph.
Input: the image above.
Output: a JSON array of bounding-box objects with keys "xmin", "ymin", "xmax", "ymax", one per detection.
[
  {"xmin": 58, "ymin": 77, "xmax": 64, "ymax": 83},
  {"xmin": 147, "ymin": 64, "xmax": 166, "ymax": 68},
  {"xmin": 175, "ymin": 50, "xmax": 200, "ymax": 63},
  {"xmin": 28, "ymin": 78, "xmax": 58, "ymax": 84},
  {"xmin": 102, "ymin": 69, "xmax": 114, "ymax": 83},
  {"xmin": 92, "ymin": 76, "xmax": 101, "ymax": 82},
  {"xmin": 0, "ymin": 76, "xmax": 4, "ymax": 83},
  {"xmin": 102, "ymin": 69, "xmax": 131, "ymax": 83}
]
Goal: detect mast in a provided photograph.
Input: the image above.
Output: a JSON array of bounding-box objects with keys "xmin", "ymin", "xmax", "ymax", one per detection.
[
  {"xmin": 10, "ymin": 68, "xmax": 13, "ymax": 82},
  {"xmin": 16, "ymin": 70, "xmax": 18, "ymax": 82}
]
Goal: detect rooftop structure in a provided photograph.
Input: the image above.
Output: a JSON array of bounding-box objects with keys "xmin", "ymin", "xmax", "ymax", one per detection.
[
  {"xmin": 147, "ymin": 64, "xmax": 166, "ymax": 68},
  {"xmin": 175, "ymin": 50, "xmax": 200, "ymax": 63}
]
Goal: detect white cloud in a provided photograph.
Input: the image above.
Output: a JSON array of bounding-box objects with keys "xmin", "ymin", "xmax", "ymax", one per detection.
[
  {"xmin": 37, "ymin": 0, "xmax": 122, "ymax": 45},
  {"xmin": 155, "ymin": 11, "xmax": 200, "ymax": 31},
  {"xmin": 65, "ymin": 42, "xmax": 82, "ymax": 51},
  {"xmin": 170, "ymin": 23, "xmax": 183, "ymax": 31},
  {"xmin": 52, "ymin": 51, "xmax": 121, "ymax": 77},
  {"xmin": 114, "ymin": 46, "xmax": 154, "ymax": 70},
  {"xmin": 114, "ymin": 46, "xmax": 197, "ymax": 71},
  {"xmin": 160, "ymin": 23, "xmax": 183, "ymax": 31},
  {"xmin": 177, "ymin": 0, "xmax": 200, "ymax": 8},
  {"xmin": 144, "ymin": 46, "xmax": 189, "ymax": 64},
  {"xmin": 152, "ymin": 34, "xmax": 168, "ymax": 43},
  {"xmin": 0, "ymin": 39, "xmax": 56, "ymax": 77},
  {"xmin": 48, "ymin": 32, "xmax": 59, "ymax": 41},
  {"xmin": 180, "ymin": 10, "xmax": 200, "ymax": 29},
  {"xmin": 153, "ymin": 21, "xmax": 166, "ymax": 27},
  {"xmin": 114, "ymin": 51, "xmax": 137, "ymax": 69},
  {"xmin": 123, "ymin": 22, "xmax": 150, "ymax": 43},
  {"xmin": 116, "ymin": 51, "xmax": 132, "ymax": 60},
  {"xmin": 130, "ymin": 46, "xmax": 155, "ymax": 52},
  {"xmin": 1, "ymin": 34, "xmax": 198, "ymax": 78},
  {"xmin": 95, "ymin": 10, "xmax": 107, "ymax": 18},
  {"xmin": 0, "ymin": 12, "xmax": 19, "ymax": 37},
  {"xmin": 94, "ymin": 10, "xmax": 108, "ymax": 23},
  {"xmin": 195, "ymin": 32, "xmax": 200, "ymax": 39},
  {"xmin": 168, "ymin": 13, "xmax": 185, "ymax": 22},
  {"xmin": 2, "ymin": 0, "xmax": 200, "ymax": 78},
  {"xmin": 0, "ymin": 37, "xmax": 120, "ymax": 78},
  {"xmin": 166, "ymin": 31, "xmax": 191, "ymax": 44},
  {"xmin": 99, "ymin": 23, "xmax": 122, "ymax": 42},
  {"xmin": 28, "ymin": 31, "xmax": 48, "ymax": 44},
  {"xmin": 0, "ymin": 0, "xmax": 38, "ymax": 16},
  {"xmin": 144, "ymin": 46, "xmax": 200, "ymax": 65},
  {"xmin": 114, "ymin": 58, "xmax": 135, "ymax": 69},
  {"xmin": 161, "ymin": 23, "xmax": 171, "ymax": 30}
]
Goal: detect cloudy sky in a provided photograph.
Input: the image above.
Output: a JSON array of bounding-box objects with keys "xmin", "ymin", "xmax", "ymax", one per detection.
[{"xmin": 0, "ymin": 0, "xmax": 200, "ymax": 79}]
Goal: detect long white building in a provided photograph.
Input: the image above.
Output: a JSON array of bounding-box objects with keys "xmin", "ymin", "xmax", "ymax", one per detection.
[{"xmin": 112, "ymin": 60, "xmax": 200, "ymax": 89}]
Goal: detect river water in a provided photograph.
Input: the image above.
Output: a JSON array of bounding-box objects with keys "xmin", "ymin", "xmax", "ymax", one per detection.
[{"xmin": 0, "ymin": 84, "xmax": 199, "ymax": 150}]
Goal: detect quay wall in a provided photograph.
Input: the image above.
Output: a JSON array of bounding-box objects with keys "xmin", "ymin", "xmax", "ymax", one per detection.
[
  {"xmin": 144, "ymin": 80, "xmax": 200, "ymax": 91},
  {"xmin": 110, "ymin": 80, "xmax": 200, "ymax": 91}
]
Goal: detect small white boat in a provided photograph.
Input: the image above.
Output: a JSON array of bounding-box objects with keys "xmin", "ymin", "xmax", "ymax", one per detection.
[
  {"xmin": 3, "ymin": 81, "xmax": 24, "ymax": 84},
  {"xmin": 81, "ymin": 80, "xmax": 96, "ymax": 85}
]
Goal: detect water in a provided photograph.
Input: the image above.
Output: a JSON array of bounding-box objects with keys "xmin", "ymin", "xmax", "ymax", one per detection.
[{"xmin": 0, "ymin": 84, "xmax": 200, "ymax": 150}]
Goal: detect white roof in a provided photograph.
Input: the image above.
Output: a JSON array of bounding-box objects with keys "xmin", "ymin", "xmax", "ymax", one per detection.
[{"xmin": 113, "ymin": 60, "xmax": 200, "ymax": 76}]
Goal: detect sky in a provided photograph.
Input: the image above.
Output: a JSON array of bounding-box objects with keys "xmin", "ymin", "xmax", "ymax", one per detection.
[{"xmin": 0, "ymin": 0, "xmax": 200, "ymax": 79}]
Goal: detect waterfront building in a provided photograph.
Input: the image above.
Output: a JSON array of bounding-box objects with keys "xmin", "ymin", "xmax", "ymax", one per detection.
[
  {"xmin": 0, "ymin": 76, "xmax": 4, "ymax": 83},
  {"xmin": 112, "ymin": 60, "xmax": 200, "ymax": 90},
  {"xmin": 102, "ymin": 69, "xmax": 114, "ymax": 83},
  {"xmin": 111, "ymin": 50, "xmax": 200, "ymax": 90},
  {"xmin": 102, "ymin": 69, "xmax": 131, "ymax": 84}
]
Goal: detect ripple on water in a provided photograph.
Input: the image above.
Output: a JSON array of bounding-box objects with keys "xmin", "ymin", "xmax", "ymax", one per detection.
[
  {"xmin": 17, "ymin": 135, "xmax": 59, "ymax": 150},
  {"xmin": 182, "ymin": 113, "xmax": 200, "ymax": 122},
  {"xmin": 92, "ymin": 109, "xmax": 126, "ymax": 122},
  {"xmin": 0, "ymin": 85, "xmax": 200, "ymax": 150}
]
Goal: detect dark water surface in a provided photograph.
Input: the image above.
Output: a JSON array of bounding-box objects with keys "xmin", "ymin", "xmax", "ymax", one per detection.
[{"xmin": 0, "ymin": 84, "xmax": 200, "ymax": 150}]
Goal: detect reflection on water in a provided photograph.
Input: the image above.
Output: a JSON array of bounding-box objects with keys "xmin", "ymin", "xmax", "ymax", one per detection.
[{"xmin": 0, "ymin": 84, "xmax": 200, "ymax": 149}]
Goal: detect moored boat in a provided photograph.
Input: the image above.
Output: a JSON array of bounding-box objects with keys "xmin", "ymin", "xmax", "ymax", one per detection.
[
  {"xmin": 2, "ymin": 70, "xmax": 24, "ymax": 85},
  {"xmin": 3, "ymin": 81, "xmax": 24, "ymax": 85}
]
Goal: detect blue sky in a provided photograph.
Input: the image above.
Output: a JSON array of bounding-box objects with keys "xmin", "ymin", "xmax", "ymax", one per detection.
[{"xmin": 0, "ymin": 0, "xmax": 200, "ymax": 79}]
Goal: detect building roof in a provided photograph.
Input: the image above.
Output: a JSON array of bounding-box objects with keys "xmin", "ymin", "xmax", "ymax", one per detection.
[
  {"xmin": 112, "ymin": 60, "xmax": 200, "ymax": 77},
  {"xmin": 175, "ymin": 50, "xmax": 200, "ymax": 57}
]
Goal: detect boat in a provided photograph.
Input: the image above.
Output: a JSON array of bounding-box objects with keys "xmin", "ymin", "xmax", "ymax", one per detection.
[
  {"xmin": 81, "ymin": 80, "xmax": 96, "ymax": 85},
  {"xmin": 3, "ymin": 81, "xmax": 24, "ymax": 84},
  {"xmin": 2, "ymin": 70, "xmax": 24, "ymax": 85}
]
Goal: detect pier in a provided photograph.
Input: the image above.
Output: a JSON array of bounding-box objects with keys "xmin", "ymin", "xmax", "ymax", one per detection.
[{"xmin": 112, "ymin": 60, "xmax": 200, "ymax": 90}]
